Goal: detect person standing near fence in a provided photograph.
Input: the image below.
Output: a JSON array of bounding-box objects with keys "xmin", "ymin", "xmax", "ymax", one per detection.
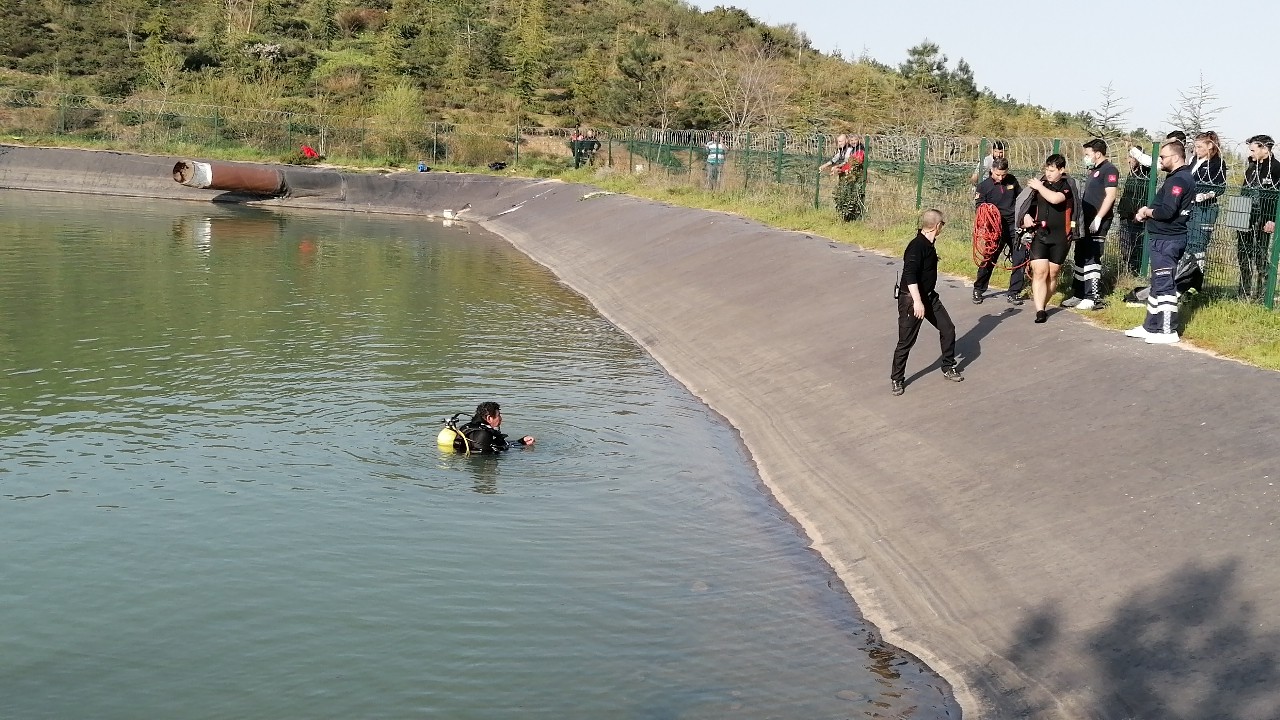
[
  {"xmin": 970, "ymin": 140, "xmax": 1007, "ymax": 186},
  {"xmin": 1127, "ymin": 140, "xmax": 1195, "ymax": 344},
  {"xmin": 1062, "ymin": 139, "xmax": 1118, "ymax": 310},
  {"xmin": 1117, "ymin": 154, "xmax": 1150, "ymax": 278},
  {"xmin": 1187, "ymin": 131, "xmax": 1227, "ymax": 257},
  {"xmin": 819, "ymin": 134, "xmax": 866, "ymax": 222},
  {"xmin": 1022, "ymin": 154, "xmax": 1076, "ymax": 324},
  {"xmin": 973, "ymin": 157, "xmax": 1025, "ymax": 305},
  {"xmin": 1238, "ymin": 135, "xmax": 1280, "ymax": 300},
  {"xmin": 890, "ymin": 209, "xmax": 963, "ymax": 396},
  {"xmin": 705, "ymin": 132, "xmax": 726, "ymax": 189}
]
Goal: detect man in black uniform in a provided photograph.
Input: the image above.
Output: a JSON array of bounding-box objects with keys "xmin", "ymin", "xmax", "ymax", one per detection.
[
  {"xmin": 973, "ymin": 157, "xmax": 1025, "ymax": 305},
  {"xmin": 1062, "ymin": 139, "xmax": 1119, "ymax": 310},
  {"xmin": 1127, "ymin": 141, "xmax": 1195, "ymax": 344},
  {"xmin": 457, "ymin": 401, "xmax": 535, "ymax": 453},
  {"xmin": 890, "ymin": 209, "xmax": 963, "ymax": 395},
  {"xmin": 1022, "ymin": 154, "xmax": 1074, "ymax": 323}
]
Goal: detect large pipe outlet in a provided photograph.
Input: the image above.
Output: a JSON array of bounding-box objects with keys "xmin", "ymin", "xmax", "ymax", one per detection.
[{"xmin": 173, "ymin": 160, "xmax": 285, "ymax": 196}]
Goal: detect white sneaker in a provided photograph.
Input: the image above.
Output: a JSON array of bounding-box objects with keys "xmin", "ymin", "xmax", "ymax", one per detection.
[
  {"xmin": 1125, "ymin": 325, "xmax": 1154, "ymax": 339},
  {"xmin": 1145, "ymin": 332, "xmax": 1181, "ymax": 344},
  {"xmin": 1060, "ymin": 297, "xmax": 1082, "ymax": 308},
  {"xmin": 1075, "ymin": 299, "xmax": 1095, "ymax": 311}
]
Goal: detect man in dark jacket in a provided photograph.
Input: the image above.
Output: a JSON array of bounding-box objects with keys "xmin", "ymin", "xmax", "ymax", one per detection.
[
  {"xmin": 973, "ymin": 157, "xmax": 1025, "ymax": 305},
  {"xmin": 458, "ymin": 402, "xmax": 535, "ymax": 453},
  {"xmin": 1062, "ymin": 139, "xmax": 1119, "ymax": 310},
  {"xmin": 1127, "ymin": 140, "xmax": 1196, "ymax": 344},
  {"xmin": 890, "ymin": 209, "xmax": 964, "ymax": 395}
]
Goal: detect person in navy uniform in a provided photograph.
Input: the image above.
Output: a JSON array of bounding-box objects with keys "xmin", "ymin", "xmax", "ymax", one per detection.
[
  {"xmin": 890, "ymin": 209, "xmax": 964, "ymax": 396},
  {"xmin": 1127, "ymin": 141, "xmax": 1196, "ymax": 344},
  {"xmin": 1238, "ymin": 134, "xmax": 1280, "ymax": 300},
  {"xmin": 972, "ymin": 157, "xmax": 1025, "ymax": 304},
  {"xmin": 1062, "ymin": 139, "xmax": 1119, "ymax": 310},
  {"xmin": 1022, "ymin": 154, "xmax": 1075, "ymax": 323}
]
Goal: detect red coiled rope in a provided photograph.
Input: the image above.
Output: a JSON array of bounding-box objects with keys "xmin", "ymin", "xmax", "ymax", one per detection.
[{"xmin": 972, "ymin": 203, "xmax": 1028, "ymax": 271}]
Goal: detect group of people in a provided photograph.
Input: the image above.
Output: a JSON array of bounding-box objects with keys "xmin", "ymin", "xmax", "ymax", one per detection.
[{"xmin": 891, "ymin": 130, "xmax": 1278, "ymax": 394}]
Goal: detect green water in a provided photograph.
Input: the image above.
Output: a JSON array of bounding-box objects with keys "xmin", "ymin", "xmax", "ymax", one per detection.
[{"xmin": 0, "ymin": 191, "xmax": 956, "ymax": 719}]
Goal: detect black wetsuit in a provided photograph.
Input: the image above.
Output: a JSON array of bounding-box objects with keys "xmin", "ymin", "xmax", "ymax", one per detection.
[
  {"xmin": 1029, "ymin": 178, "xmax": 1074, "ymax": 266},
  {"xmin": 458, "ymin": 422, "xmax": 528, "ymax": 454}
]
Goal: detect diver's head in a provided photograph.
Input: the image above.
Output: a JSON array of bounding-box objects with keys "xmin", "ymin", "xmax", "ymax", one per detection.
[{"xmin": 473, "ymin": 401, "xmax": 502, "ymax": 427}]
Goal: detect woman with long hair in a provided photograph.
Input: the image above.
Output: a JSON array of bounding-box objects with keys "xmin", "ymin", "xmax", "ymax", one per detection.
[{"xmin": 1187, "ymin": 131, "xmax": 1227, "ymax": 256}]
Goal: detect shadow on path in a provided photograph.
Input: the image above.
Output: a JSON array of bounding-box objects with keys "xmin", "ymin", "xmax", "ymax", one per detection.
[
  {"xmin": 905, "ymin": 308, "xmax": 1021, "ymax": 385},
  {"xmin": 1000, "ymin": 558, "xmax": 1280, "ymax": 719}
]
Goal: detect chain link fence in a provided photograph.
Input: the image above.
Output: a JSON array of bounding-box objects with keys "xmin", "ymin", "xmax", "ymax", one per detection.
[{"xmin": 1, "ymin": 89, "xmax": 1276, "ymax": 308}]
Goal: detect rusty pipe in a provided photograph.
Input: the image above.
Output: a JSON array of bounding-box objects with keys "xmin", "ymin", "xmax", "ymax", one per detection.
[{"xmin": 173, "ymin": 160, "xmax": 285, "ymax": 195}]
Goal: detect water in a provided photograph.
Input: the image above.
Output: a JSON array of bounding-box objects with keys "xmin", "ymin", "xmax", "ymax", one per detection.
[{"xmin": 0, "ymin": 191, "xmax": 956, "ymax": 719}]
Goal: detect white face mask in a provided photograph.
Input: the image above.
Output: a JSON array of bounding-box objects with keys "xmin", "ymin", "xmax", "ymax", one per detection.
[{"xmin": 1082, "ymin": 154, "xmax": 1096, "ymax": 169}]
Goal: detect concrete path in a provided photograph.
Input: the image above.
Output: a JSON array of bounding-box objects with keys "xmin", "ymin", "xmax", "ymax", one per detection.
[{"xmin": 4, "ymin": 147, "xmax": 1278, "ymax": 718}]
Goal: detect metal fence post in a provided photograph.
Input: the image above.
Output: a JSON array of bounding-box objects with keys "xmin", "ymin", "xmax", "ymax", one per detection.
[
  {"xmin": 1052, "ymin": 138, "xmax": 1061, "ymax": 156},
  {"xmin": 1265, "ymin": 198, "xmax": 1280, "ymax": 309},
  {"xmin": 607, "ymin": 135, "xmax": 613, "ymax": 167},
  {"xmin": 915, "ymin": 137, "xmax": 928, "ymax": 210},
  {"xmin": 814, "ymin": 135, "xmax": 825, "ymax": 210},
  {"xmin": 1141, "ymin": 142, "xmax": 1160, "ymax": 276},
  {"xmin": 433, "ymin": 125, "xmax": 438, "ymax": 160},
  {"xmin": 775, "ymin": 132, "xmax": 784, "ymax": 184},
  {"xmin": 212, "ymin": 107, "xmax": 220, "ymax": 146},
  {"xmin": 513, "ymin": 124, "xmax": 520, "ymax": 165},
  {"xmin": 743, "ymin": 132, "xmax": 752, "ymax": 190}
]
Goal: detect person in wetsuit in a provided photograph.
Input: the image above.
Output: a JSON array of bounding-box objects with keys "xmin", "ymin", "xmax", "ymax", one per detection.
[
  {"xmin": 1022, "ymin": 153, "xmax": 1075, "ymax": 324},
  {"xmin": 457, "ymin": 401, "xmax": 535, "ymax": 454}
]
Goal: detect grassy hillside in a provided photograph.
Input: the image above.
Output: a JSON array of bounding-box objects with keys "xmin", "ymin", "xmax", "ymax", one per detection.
[{"xmin": 2, "ymin": 0, "xmax": 1086, "ymax": 136}]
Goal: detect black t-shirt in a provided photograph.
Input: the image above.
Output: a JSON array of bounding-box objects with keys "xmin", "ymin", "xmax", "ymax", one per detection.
[
  {"xmin": 1034, "ymin": 178, "xmax": 1073, "ymax": 241},
  {"xmin": 899, "ymin": 232, "xmax": 939, "ymax": 297},
  {"xmin": 976, "ymin": 175, "xmax": 1022, "ymax": 218},
  {"xmin": 1082, "ymin": 160, "xmax": 1120, "ymax": 217}
]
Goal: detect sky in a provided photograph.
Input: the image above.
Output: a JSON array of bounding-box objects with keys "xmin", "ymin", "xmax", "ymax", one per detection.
[{"xmin": 688, "ymin": 0, "xmax": 1272, "ymax": 152}]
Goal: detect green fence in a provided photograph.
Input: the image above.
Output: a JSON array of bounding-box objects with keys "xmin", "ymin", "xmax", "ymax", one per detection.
[{"xmin": 1, "ymin": 88, "xmax": 1276, "ymax": 308}]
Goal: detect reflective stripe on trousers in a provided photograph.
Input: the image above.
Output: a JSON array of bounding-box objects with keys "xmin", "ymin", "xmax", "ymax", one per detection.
[{"xmin": 1143, "ymin": 234, "xmax": 1187, "ymax": 335}]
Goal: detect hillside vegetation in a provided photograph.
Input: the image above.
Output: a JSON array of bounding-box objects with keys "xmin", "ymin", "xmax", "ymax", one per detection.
[{"xmin": 3, "ymin": 0, "xmax": 1088, "ymax": 136}]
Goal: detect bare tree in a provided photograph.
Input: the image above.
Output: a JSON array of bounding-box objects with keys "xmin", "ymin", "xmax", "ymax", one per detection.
[
  {"xmin": 1167, "ymin": 72, "xmax": 1227, "ymax": 136},
  {"xmin": 700, "ymin": 45, "xmax": 791, "ymax": 133},
  {"xmin": 224, "ymin": 0, "xmax": 256, "ymax": 35},
  {"xmin": 1086, "ymin": 82, "xmax": 1129, "ymax": 145}
]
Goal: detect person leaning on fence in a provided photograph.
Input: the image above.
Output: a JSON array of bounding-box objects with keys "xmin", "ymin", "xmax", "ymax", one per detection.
[
  {"xmin": 571, "ymin": 129, "xmax": 600, "ymax": 169},
  {"xmin": 1117, "ymin": 153, "xmax": 1150, "ymax": 278},
  {"xmin": 705, "ymin": 132, "xmax": 726, "ymax": 188},
  {"xmin": 1238, "ymin": 134, "xmax": 1280, "ymax": 300},
  {"xmin": 1186, "ymin": 131, "xmax": 1227, "ymax": 257},
  {"xmin": 1126, "ymin": 140, "xmax": 1195, "ymax": 344},
  {"xmin": 970, "ymin": 140, "xmax": 1007, "ymax": 186},
  {"xmin": 972, "ymin": 157, "xmax": 1026, "ymax": 305},
  {"xmin": 819, "ymin": 134, "xmax": 867, "ymax": 222},
  {"xmin": 890, "ymin": 209, "xmax": 964, "ymax": 396},
  {"xmin": 1062, "ymin": 139, "xmax": 1118, "ymax": 311}
]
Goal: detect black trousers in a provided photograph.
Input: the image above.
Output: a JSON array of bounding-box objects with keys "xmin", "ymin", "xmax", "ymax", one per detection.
[
  {"xmin": 974, "ymin": 217, "xmax": 1026, "ymax": 294},
  {"xmin": 891, "ymin": 291, "xmax": 956, "ymax": 382}
]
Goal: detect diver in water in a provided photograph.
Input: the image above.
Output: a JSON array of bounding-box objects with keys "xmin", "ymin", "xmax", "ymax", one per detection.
[{"xmin": 449, "ymin": 402, "xmax": 534, "ymax": 454}]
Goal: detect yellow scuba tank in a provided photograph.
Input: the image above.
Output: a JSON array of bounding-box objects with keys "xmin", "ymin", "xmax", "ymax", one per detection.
[
  {"xmin": 437, "ymin": 426, "xmax": 460, "ymax": 449},
  {"xmin": 437, "ymin": 413, "xmax": 472, "ymax": 453}
]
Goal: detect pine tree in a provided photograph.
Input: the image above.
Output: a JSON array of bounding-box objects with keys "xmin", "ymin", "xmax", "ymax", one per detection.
[{"xmin": 508, "ymin": 0, "xmax": 550, "ymax": 101}]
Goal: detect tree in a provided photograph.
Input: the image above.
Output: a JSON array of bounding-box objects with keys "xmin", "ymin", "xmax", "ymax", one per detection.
[
  {"xmin": 1086, "ymin": 82, "xmax": 1129, "ymax": 144},
  {"xmin": 898, "ymin": 40, "xmax": 947, "ymax": 92},
  {"xmin": 700, "ymin": 44, "xmax": 790, "ymax": 132},
  {"xmin": 508, "ymin": 0, "xmax": 550, "ymax": 101},
  {"xmin": 1167, "ymin": 72, "xmax": 1226, "ymax": 137}
]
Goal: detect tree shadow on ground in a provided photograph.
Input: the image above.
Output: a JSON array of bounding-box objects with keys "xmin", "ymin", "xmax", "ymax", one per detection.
[{"xmin": 1000, "ymin": 558, "xmax": 1280, "ymax": 719}]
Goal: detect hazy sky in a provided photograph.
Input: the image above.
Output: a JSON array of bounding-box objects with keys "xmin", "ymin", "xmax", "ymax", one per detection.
[{"xmin": 689, "ymin": 0, "xmax": 1272, "ymax": 151}]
